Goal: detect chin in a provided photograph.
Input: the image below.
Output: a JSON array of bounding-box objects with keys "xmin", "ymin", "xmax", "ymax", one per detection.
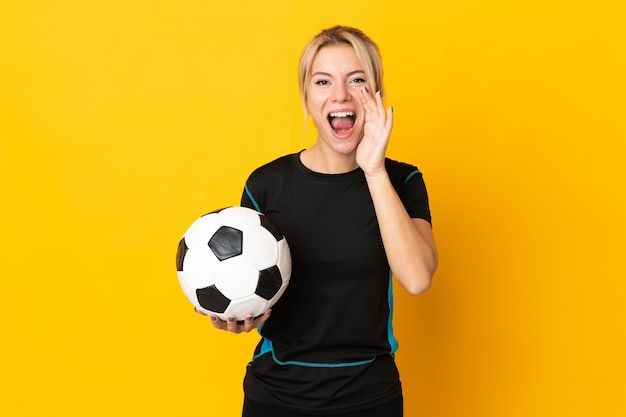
[{"xmin": 331, "ymin": 134, "xmax": 363, "ymax": 155}]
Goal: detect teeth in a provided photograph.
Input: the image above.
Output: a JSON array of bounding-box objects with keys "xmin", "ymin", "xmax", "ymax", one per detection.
[{"xmin": 329, "ymin": 111, "xmax": 354, "ymax": 118}]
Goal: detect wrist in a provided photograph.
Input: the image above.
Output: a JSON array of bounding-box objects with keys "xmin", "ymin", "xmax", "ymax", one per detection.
[{"xmin": 363, "ymin": 167, "xmax": 389, "ymax": 182}]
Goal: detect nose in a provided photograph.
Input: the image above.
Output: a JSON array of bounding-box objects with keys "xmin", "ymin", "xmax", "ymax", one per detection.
[{"xmin": 331, "ymin": 83, "xmax": 351, "ymax": 102}]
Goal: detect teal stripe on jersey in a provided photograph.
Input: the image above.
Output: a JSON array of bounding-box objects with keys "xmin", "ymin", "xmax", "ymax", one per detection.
[
  {"xmin": 244, "ymin": 185, "xmax": 261, "ymax": 212},
  {"xmin": 387, "ymin": 272, "xmax": 399, "ymax": 354},
  {"xmin": 403, "ymin": 169, "xmax": 421, "ymax": 185},
  {"xmin": 253, "ymin": 338, "xmax": 378, "ymax": 368}
]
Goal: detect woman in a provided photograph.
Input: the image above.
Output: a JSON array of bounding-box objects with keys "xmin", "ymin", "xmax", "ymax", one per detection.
[{"xmin": 205, "ymin": 25, "xmax": 438, "ymax": 416}]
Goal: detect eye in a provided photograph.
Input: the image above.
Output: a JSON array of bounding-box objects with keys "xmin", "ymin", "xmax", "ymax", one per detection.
[
  {"xmin": 314, "ymin": 79, "xmax": 329, "ymax": 86},
  {"xmin": 350, "ymin": 77, "xmax": 366, "ymax": 85}
]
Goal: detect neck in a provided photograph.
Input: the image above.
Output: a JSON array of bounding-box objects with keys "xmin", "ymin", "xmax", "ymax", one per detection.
[{"xmin": 300, "ymin": 145, "xmax": 358, "ymax": 174}]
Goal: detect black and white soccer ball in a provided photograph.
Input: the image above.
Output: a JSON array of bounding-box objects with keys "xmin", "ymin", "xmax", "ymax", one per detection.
[{"xmin": 176, "ymin": 206, "xmax": 291, "ymax": 321}]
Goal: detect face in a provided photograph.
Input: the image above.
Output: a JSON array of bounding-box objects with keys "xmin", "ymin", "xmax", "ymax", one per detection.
[{"xmin": 306, "ymin": 44, "xmax": 369, "ymax": 156}]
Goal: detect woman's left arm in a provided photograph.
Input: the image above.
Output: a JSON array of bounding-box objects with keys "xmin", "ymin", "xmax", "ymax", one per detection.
[
  {"xmin": 365, "ymin": 171, "xmax": 438, "ymax": 295},
  {"xmin": 357, "ymin": 89, "xmax": 438, "ymax": 295}
]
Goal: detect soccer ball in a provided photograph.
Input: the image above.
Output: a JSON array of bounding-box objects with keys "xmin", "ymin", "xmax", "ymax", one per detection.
[{"xmin": 176, "ymin": 206, "xmax": 291, "ymax": 321}]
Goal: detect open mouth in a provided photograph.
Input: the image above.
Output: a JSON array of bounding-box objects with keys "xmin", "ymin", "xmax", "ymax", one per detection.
[{"xmin": 328, "ymin": 111, "xmax": 356, "ymax": 135}]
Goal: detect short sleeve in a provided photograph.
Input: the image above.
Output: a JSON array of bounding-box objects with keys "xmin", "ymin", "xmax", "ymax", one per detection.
[{"xmin": 385, "ymin": 159, "xmax": 432, "ymax": 225}]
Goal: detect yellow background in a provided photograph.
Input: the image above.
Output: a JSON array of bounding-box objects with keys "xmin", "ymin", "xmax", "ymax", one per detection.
[{"xmin": 1, "ymin": 0, "xmax": 624, "ymax": 415}]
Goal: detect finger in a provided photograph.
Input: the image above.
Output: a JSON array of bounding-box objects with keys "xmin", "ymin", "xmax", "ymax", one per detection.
[
  {"xmin": 364, "ymin": 90, "xmax": 387, "ymax": 126},
  {"xmin": 360, "ymin": 88, "xmax": 376, "ymax": 117},
  {"xmin": 242, "ymin": 314, "xmax": 256, "ymax": 333},
  {"xmin": 247, "ymin": 309, "xmax": 271, "ymax": 331},
  {"xmin": 210, "ymin": 315, "xmax": 227, "ymax": 330},
  {"xmin": 194, "ymin": 307, "xmax": 208, "ymax": 316},
  {"xmin": 361, "ymin": 87, "xmax": 375, "ymax": 108},
  {"xmin": 260, "ymin": 309, "xmax": 272, "ymax": 323},
  {"xmin": 226, "ymin": 316, "xmax": 241, "ymax": 333},
  {"xmin": 255, "ymin": 309, "xmax": 272, "ymax": 327},
  {"xmin": 376, "ymin": 91, "xmax": 388, "ymax": 120},
  {"xmin": 386, "ymin": 106, "xmax": 394, "ymax": 131}
]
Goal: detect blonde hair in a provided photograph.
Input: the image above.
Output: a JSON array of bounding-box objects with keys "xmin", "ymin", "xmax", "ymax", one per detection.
[{"xmin": 298, "ymin": 26, "xmax": 384, "ymax": 112}]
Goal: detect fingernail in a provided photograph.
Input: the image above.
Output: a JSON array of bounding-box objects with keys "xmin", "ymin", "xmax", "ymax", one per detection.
[
  {"xmin": 228, "ymin": 317, "xmax": 235, "ymax": 323},
  {"xmin": 364, "ymin": 86, "xmax": 369, "ymax": 93},
  {"xmin": 246, "ymin": 315, "xmax": 253, "ymax": 321},
  {"xmin": 210, "ymin": 316, "xmax": 217, "ymax": 322},
  {"xmin": 266, "ymin": 309, "xmax": 272, "ymax": 317}
]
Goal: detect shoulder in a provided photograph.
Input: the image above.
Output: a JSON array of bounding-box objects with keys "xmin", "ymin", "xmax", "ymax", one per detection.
[
  {"xmin": 242, "ymin": 154, "xmax": 298, "ymax": 213},
  {"xmin": 244, "ymin": 153, "xmax": 300, "ymax": 201},
  {"xmin": 248, "ymin": 153, "xmax": 297, "ymax": 180},
  {"xmin": 385, "ymin": 158, "xmax": 432, "ymax": 222},
  {"xmin": 384, "ymin": 158, "xmax": 423, "ymax": 186}
]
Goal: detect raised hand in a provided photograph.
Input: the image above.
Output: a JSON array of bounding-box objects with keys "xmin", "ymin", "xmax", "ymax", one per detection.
[{"xmin": 356, "ymin": 88, "xmax": 393, "ymax": 177}]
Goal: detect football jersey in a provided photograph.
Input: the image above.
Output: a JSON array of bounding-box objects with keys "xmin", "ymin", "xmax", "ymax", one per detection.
[{"xmin": 240, "ymin": 152, "xmax": 431, "ymax": 415}]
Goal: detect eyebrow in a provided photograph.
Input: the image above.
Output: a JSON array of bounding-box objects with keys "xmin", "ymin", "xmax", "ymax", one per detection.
[{"xmin": 311, "ymin": 70, "xmax": 366, "ymax": 78}]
